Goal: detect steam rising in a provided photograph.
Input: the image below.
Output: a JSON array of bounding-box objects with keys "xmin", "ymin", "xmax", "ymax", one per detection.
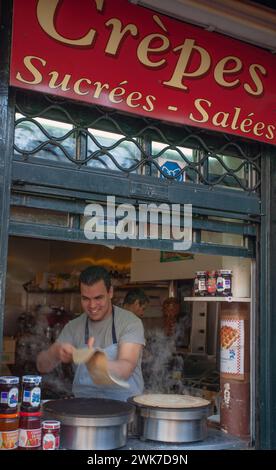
[{"xmin": 142, "ymin": 326, "xmax": 205, "ymax": 397}]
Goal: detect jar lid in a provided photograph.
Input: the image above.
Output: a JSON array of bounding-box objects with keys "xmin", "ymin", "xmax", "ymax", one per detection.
[
  {"xmin": 20, "ymin": 411, "xmax": 42, "ymax": 417},
  {"xmin": 22, "ymin": 375, "xmax": 42, "ymax": 384},
  {"xmin": 196, "ymin": 271, "xmax": 207, "ymax": 275},
  {"xmin": 218, "ymin": 270, "xmax": 232, "ymax": 275},
  {"xmin": 0, "ymin": 413, "xmax": 19, "ymax": 419},
  {"xmin": 42, "ymin": 420, "xmax": 60, "ymax": 429},
  {"xmin": 0, "ymin": 376, "xmax": 20, "ymax": 385}
]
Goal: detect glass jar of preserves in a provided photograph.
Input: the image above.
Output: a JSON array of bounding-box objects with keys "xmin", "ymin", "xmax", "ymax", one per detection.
[
  {"xmin": 0, "ymin": 376, "xmax": 19, "ymax": 413},
  {"xmin": 18, "ymin": 411, "xmax": 42, "ymax": 450},
  {"xmin": 42, "ymin": 420, "xmax": 60, "ymax": 450},
  {"xmin": 207, "ymin": 271, "xmax": 217, "ymax": 296},
  {"xmin": 21, "ymin": 375, "xmax": 42, "ymax": 412},
  {"xmin": 0, "ymin": 413, "xmax": 19, "ymax": 450},
  {"xmin": 216, "ymin": 270, "xmax": 233, "ymax": 297},
  {"xmin": 194, "ymin": 271, "xmax": 207, "ymax": 296}
]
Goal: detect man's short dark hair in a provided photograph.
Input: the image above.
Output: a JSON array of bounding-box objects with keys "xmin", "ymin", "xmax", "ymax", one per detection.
[
  {"xmin": 123, "ymin": 288, "xmax": 149, "ymax": 306},
  {"xmin": 79, "ymin": 266, "xmax": 111, "ymax": 291}
]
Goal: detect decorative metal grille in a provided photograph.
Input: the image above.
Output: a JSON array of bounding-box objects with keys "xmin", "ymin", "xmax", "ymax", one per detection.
[{"xmin": 14, "ymin": 91, "xmax": 261, "ymax": 193}]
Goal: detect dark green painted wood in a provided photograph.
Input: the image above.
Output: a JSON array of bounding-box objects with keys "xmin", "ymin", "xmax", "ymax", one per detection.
[
  {"xmin": 0, "ymin": 0, "xmax": 13, "ymax": 353},
  {"xmin": 258, "ymin": 145, "xmax": 276, "ymax": 449},
  {"xmin": 12, "ymin": 160, "xmax": 261, "ymax": 215},
  {"xmin": 10, "ymin": 192, "xmax": 257, "ymax": 236},
  {"xmin": 9, "ymin": 221, "xmax": 254, "ymax": 258}
]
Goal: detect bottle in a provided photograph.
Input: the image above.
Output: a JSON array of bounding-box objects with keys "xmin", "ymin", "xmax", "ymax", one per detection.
[
  {"xmin": 21, "ymin": 375, "xmax": 42, "ymax": 412},
  {"xmin": 0, "ymin": 376, "xmax": 19, "ymax": 413},
  {"xmin": 18, "ymin": 411, "xmax": 42, "ymax": 450},
  {"xmin": 194, "ymin": 271, "xmax": 207, "ymax": 296},
  {"xmin": 216, "ymin": 270, "xmax": 232, "ymax": 297},
  {"xmin": 207, "ymin": 271, "xmax": 217, "ymax": 296},
  {"xmin": 0, "ymin": 413, "xmax": 19, "ymax": 450},
  {"xmin": 42, "ymin": 420, "xmax": 60, "ymax": 450}
]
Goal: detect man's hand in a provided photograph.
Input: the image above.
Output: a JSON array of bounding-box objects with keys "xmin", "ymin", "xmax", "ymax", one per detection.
[
  {"xmin": 56, "ymin": 342, "xmax": 76, "ymax": 363},
  {"xmin": 87, "ymin": 337, "xmax": 95, "ymax": 349},
  {"xmin": 37, "ymin": 341, "xmax": 75, "ymax": 373}
]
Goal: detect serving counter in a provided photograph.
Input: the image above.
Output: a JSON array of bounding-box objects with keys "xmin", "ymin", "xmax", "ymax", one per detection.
[{"xmin": 122, "ymin": 427, "xmax": 250, "ymax": 450}]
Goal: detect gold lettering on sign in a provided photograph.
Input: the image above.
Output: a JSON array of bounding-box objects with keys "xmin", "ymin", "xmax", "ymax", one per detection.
[
  {"xmin": 253, "ymin": 122, "xmax": 265, "ymax": 136},
  {"xmin": 189, "ymin": 98, "xmax": 275, "ymax": 141},
  {"xmin": 212, "ymin": 111, "xmax": 230, "ymax": 128},
  {"xmin": 105, "ymin": 19, "xmax": 138, "ymax": 55},
  {"xmin": 48, "ymin": 71, "xmax": 71, "ymax": 91},
  {"xmin": 143, "ymin": 95, "xmax": 156, "ymax": 112},
  {"xmin": 109, "ymin": 81, "xmax": 127, "ymax": 103},
  {"xmin": 265, "ymin": 126, "xmax": 275, "ymax": 140},
  {"xmin": 244, "ymin": 64, "xmax": 266, "ymax": 96},
  {"xmin": 36, "ymin": 0, "xmax": 104, "ymax": 46},
  {"xmin": 137, "ymin": 33, "xmax": 170, "ymax": 68},
  {"xmin": 189, "ymin": 98, "xmax": 211, "ymax": 123},
  {"xmin": 93, "ymin": 81, "xmax": 110, "ymax": 98},
  {"xmin": 214, "ymin": 56, "xmax": 242, "ymax": 88},
  {"xmin": 163, "ymin": 39, "xmax": 211, "ymax": 91},
  {"xmin": 16, "ymin": 55, "xmax": 46, "ymax": 84},
  {"xmin": 230, "ymin": 108, "xmax": 241, "ymax": 130},
  {"xmin": 74, "ymin": 78, "xmax": 92, "ymax": 96},
  {"xmin": 126, "ymin": 91, "xmax": 143, "ymax": 108}
]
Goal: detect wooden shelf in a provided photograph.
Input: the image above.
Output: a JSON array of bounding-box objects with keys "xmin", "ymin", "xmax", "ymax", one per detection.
[
  {"xmin": 116, "ymin": 283, "xmax": 169, "ymax": 290},
  {"xmin": 24, "ymin": 290, "xmax": 78, "ymax": 294},
  {"xmin": 184, "ymin": 297, "xmax": 251, "ymax": 302}
]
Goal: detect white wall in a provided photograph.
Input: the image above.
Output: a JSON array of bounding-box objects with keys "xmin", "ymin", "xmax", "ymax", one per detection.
[
  {"xmin": 4, "ymin": 237, "xmax": 51, "ymax": 335},
  {"xmin": 131, "ymin": 249, "xmax": 223, "ymax": 281},
  {"xmin": 222, "ymin": 256, "xmax": 251, "ymax": 298},
  {"xmin": 131, "ymin": 249, "xmax": 251, "ymax": 298}
]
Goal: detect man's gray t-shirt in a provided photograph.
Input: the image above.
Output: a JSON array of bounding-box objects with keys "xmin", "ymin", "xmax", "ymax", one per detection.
[{"xmin": 57, "ymin": 305, "xmax": 145, "ymax": 397}]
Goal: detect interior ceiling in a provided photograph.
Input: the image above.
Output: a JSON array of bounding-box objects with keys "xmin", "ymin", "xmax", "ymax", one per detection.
[{"xmin": 131, "ymin": 0, "xmax": 276, "ymax": 51}]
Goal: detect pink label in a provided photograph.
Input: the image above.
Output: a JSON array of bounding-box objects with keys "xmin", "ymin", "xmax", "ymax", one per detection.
[
  {"xmin": 42, "ymin": 432, "xmax": 60, "ymax": 450},
  {"xmin": 19, "ymin": 428, "xmax": 41, "ymax": 448}
]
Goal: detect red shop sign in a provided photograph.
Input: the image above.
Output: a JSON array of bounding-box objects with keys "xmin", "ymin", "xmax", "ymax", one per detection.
[{"xmin": 10, "ymin": 0, "xmax": 276, "ymax": 145}]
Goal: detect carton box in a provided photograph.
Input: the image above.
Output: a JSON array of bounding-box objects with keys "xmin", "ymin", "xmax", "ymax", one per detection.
[
  {"xmin": 1, "ymin": 337, "xmax": 16, "ymax": 364},
  {"xmin": 3, "ymin": 337, "xmax": 16, "ymax": 353}
]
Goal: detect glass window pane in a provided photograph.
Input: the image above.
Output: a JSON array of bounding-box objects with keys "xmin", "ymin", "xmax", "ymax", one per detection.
[
  {"xmin": 14, "ymin": 114, "xmax": 76, "ymax": 163},
  {"xmin": 201, "ymin": 230, "xmax": 244, "ymax": 246},
  {"xmin": 10, "ymin": 207, "xmax": 69, "ymax": 227},
  {"xmin": 208, "ymin": 154, "xmax": 246, "ymax": 189},
  {"xmin": 151, "ymin": 141, "xmax": 195, "ymax": 182},
  {"xmin": 86, "ymin": 128, "xmax": 140, "ymax": 172}
]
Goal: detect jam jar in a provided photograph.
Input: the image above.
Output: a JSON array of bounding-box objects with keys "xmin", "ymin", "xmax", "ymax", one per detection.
[
  {"xmin": 0, "ymin": 376, "xmax": 19, "ymax": 413},
  {"xmin": 21, "ymin": 375, "xmax": 42, "ymax": 412},
  {"xmin": 194, "ymin": 271, "xmax": 207, "ymax": 296},
  {"xmin": 216, "ymin": 269, "xmax": 232, "ymax": 296},
  {"xmin": 207, "ymin": 271, "xmax": 217, "ymax": 296},
  {"xmin": 42, "ymin": 420, "xmax": 60, "ymax": 450},
  {"xmin": 0, "ymin": 413, "xmax": 19, "ymax": 450},
  {"xmin": 18, "ymin": 411, "xmax": 42, "ymax": 450}
]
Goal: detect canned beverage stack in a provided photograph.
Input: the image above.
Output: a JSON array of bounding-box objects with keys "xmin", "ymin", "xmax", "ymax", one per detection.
[
  {"xmin": 0, "ymin": 376, "xmax": 20, "ymax": 450},
  {"xmin": 194, "ymin": 270, "xmax": 233, "ymax": 297}
]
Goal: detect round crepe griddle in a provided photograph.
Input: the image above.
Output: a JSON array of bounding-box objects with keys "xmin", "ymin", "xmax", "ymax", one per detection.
[
  {"xmin": 131, "ymin": 394, "xmax": 210, "ymax": 410},
  {"xmin": 43, "ymin": 398, "xmax": 134, "ymax": 418}
]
